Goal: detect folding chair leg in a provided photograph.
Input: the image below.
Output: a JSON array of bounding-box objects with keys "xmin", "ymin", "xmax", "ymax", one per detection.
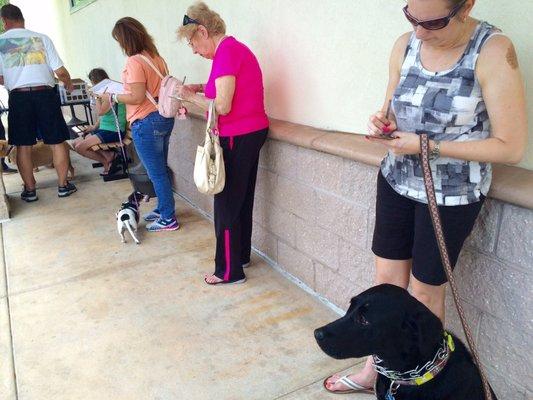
[
  {"xmin": 103, "ymin": 171, "xmax": 128, "ymax": 182},
  {"xmin": 121, "ymin": 147, "xmax": 129, "ymax": 171}
]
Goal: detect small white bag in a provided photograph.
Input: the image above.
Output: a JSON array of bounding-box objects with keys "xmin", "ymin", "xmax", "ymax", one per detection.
[{"xmin": 193, "ymin": 101, "xmax": 225, "ymax": 195}]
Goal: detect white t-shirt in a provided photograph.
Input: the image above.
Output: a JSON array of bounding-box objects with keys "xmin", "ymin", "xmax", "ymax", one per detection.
[{"xmin": 0, "ymin": 28, "xmax": 64, "ymax": 90}]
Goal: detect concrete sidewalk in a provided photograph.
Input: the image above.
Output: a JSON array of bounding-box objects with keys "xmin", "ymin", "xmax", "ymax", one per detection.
[{"xmin": 0, "ymin": 155, "xmax": 372, "ymax": 400}]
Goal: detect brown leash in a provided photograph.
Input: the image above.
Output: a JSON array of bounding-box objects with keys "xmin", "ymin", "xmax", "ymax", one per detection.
[{"xmin": 419, "ymin": 134, "xmax": 493, "ymax": 400}]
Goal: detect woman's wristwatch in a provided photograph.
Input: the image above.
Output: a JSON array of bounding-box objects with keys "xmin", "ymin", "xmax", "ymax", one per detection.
[
  {"xmin": 112, "ymin": 93, "xmax": 119, "ymax": 103},
  {"xmin": 429, "ymin": 140, "xmax": 441, "ymax": 160}
]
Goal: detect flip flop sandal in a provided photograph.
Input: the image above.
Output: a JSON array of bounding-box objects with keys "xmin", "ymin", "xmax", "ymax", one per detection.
[
  {"xmin": 204, "ymin": 277, "xmax": 247, "ymax": 285},
  {"xmin": 323, "ymin": 375, "xmax": 375, "ymax": 395}
]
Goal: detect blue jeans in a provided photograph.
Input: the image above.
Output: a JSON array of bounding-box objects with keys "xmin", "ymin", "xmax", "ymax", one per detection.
[{"xmin": 131, "ymin": 112, "xmax": 175, "ymax": 220}]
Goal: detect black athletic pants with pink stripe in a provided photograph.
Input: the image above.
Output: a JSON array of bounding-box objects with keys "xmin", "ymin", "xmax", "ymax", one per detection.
[{"xmin": 213, "ymin": 128, "xmax": 268, "ymax": 282}]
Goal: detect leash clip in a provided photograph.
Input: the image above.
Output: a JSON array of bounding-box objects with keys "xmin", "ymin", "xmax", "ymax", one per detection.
[{"xmin": 386, "ymin": 381, "xmax": 400, "ymax": 400}]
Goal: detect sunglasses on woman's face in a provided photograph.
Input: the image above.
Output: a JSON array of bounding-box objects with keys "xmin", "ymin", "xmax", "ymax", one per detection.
[
  {"xmin": 183, "ymin": 15, "xmax": 200, "ymax": 26},
  {"xmin": 403, "ymin": 0, "xmax": 466, "ymax": 30}
]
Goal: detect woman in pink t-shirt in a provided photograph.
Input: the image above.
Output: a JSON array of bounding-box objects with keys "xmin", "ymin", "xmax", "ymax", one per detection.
[{"xmin": 177, "ymin": 2, "xmax": 269, "ymax": 285}]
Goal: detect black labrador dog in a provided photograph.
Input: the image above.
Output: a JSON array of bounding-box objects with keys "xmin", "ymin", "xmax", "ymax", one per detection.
[{"xmin": 315, "ymin": 284, "xmax": 497, "ymax": 400}]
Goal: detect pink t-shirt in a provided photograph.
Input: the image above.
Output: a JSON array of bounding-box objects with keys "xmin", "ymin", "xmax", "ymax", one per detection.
[{"xmin": 204, "ymin": 37, "xmax": 269, "ymax": 137}]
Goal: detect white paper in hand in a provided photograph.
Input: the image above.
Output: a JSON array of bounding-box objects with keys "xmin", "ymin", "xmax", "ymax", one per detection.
[{"xmin": 91, "ymin": 79, "xmax": 124, "ymax": 95}]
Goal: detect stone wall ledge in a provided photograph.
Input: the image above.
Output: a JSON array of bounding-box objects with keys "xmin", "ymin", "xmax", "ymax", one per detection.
[
  {"xmin": 189, "ymin": 109, "xmax": 533, "ymax": 210},
  {"xmin": 179, "ymin": 110, "xmax": 532, "ymax": 399}
]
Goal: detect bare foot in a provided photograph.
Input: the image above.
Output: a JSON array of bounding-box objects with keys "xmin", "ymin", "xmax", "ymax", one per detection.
[
  {"xmin": 204, "ymin": 274, "xmax": 224, "ymax": 284},
  {"xmin": 101, "ymin": 152, "xmax": 116, "ymax": 174}
]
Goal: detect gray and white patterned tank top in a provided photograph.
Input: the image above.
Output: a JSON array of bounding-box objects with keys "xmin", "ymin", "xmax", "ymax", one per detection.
[{"xmin": 381, "ymin": 21, "xmax": 500, "ymax": 206}]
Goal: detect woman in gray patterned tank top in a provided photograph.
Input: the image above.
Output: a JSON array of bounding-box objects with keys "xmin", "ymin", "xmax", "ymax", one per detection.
[{"xmin": 324, "ymin": 0, "xmax": 527, "ymax": 394}]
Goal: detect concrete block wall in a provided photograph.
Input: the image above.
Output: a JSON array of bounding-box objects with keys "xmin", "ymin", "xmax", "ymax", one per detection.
[{"xmin": 168, "ymin": 117, "xmax": 532, "ymax": 400}]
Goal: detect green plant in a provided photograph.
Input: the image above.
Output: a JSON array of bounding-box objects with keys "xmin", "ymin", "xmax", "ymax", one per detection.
[{"xmin": 0, "ymin": 0, "xmax": 8, "ymax": 33}]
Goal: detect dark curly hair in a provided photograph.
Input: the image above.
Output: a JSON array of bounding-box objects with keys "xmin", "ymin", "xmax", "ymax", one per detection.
[{"xmin": 87, "ymin": 68, "xmax": 109, "ymax": 85}]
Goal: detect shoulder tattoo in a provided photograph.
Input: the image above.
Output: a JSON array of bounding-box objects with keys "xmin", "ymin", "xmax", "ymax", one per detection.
[{"xmin": 506, "ymin": 45, "xmax": 519, "ymax": 70}]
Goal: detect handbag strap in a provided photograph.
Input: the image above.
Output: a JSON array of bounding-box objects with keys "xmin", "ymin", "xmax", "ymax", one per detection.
[
  {"xmin": 419, "ymin": 134, "xmax": 493, "ymax": 400},
  {"xmin": 137, "ymin": 54, "xmax": 168, "ymax": 78},
  {"xmin": 136, "ymin": 54, "xmax": 169, "ymax": 107},
  {"xmin": 206, "ymin": 100, "xmax": 218, "ymax": 135}
]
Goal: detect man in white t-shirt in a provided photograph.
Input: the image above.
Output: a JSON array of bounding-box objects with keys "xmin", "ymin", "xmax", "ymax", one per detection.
[{"xmin": 0, "ymin": 4, "xmax": 77, "ymax": 202}]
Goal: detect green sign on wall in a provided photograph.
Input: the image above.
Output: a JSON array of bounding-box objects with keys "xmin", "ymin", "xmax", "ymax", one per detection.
[{"xmin": 70, "ymin": 0, "xmax": 96, "ymax": 12}]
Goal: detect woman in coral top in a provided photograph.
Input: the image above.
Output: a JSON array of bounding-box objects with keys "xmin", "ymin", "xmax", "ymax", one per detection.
[
  {"xmin": 107, "ymin": 17, "xmax": 179, "ymax": 232},
  {"xmin": 177, "ymin": 2, "xmax": 269, "ymax": 285}
]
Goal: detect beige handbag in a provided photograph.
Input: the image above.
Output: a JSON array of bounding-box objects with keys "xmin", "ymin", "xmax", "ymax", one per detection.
[{"xmin": 193, "ymin": 101, "xmax": 225, "ymax": 195}]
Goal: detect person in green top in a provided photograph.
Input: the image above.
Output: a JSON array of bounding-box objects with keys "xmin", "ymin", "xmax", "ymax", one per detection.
[{"xmin": 71, "ymin": 68, "xmax": 127, "ymax": 176}]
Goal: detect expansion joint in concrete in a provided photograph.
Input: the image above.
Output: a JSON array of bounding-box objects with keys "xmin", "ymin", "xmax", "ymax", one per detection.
[{"xmin": 1, "ymin": 226, "xmax": 19, "ymax": 400}]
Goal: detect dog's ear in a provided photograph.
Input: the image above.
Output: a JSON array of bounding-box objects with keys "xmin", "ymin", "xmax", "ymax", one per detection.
[{"xmin": 346, "ymin": 297, "xmax": 358, "ymax": 313}]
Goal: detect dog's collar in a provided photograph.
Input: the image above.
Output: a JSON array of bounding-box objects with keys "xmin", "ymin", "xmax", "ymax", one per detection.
[{"xmin": 372, "ymin": 331, "xmax": 455, "ymax": 388}]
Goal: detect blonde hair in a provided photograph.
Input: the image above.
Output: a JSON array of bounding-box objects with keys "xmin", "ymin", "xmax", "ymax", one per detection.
[{"xmin": 176, "ymin": 2, "xmax": 226, "ymax": 41}]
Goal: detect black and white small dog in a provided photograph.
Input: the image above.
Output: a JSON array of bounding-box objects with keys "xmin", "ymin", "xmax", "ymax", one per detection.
[{"xmin": 116, "ymin": 191, "xmax": 147, "ymax": 245}]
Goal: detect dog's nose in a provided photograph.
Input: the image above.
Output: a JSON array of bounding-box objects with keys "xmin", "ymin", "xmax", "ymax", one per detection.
[{"xmin": 314, "ymin": 329, "xmax": 325, "ymax": 341}]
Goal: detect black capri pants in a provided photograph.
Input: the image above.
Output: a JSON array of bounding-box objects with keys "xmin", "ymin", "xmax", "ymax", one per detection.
[
  {"xmin": 372, "ymin": 171, "xmax": 484, "ymax": 286},
  {"xmin": 213, "ymin": 128, "xmax": 268, "ymax": 283}
]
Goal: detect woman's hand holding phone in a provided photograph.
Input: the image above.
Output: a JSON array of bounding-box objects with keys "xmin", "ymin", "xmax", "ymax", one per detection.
[
  {"xmin": 367, "ymin": 111, "xmax": 398, "ymax": 140},
  {"xmin": 365, "ymin": 107, "xmax": 423, "ymax": 155},
  {"xmin": 367, "ymin": 100, "xmax": 398, "ymax": 140}
]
